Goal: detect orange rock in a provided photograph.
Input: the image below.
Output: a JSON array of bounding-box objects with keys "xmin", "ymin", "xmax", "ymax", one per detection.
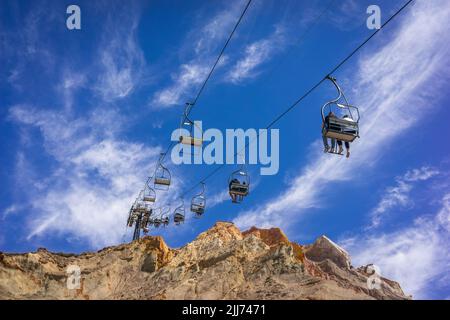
[{"xmin": 242, "ymin": 226, "xmax": 290, "ymax": 247}]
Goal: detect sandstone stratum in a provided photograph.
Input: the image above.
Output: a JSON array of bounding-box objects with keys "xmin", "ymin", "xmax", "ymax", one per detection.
[{"xmin": 0, "ymin": 222, "xmax": 410, "ymax": 300}]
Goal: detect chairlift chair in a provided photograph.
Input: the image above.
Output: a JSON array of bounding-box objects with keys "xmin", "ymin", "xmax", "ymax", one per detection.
[
  {"xmin": 173, "ymin": 201, "xmax": 186, "ymax": 225},
  {"xmin": 191, "ymin": 182, "xmax": 206, "ymax": 218},
  {"xmin": 135, "ymin": 201, "xmax": 148, "ymax": 214},
  {"xmin": 228, "ymin": 167, "xmax": 250, "ymax": 203},
  {"xmin": 140, "ymin": 209, "xmax": 152, "ymax": 229},
  {"xmin": 154, "ymin": 154, "xmax": 171, "ymax": 190},
  {"xmin": 143, "ymin": 185, "xmax": 156, "ymax": 203},
  {"xmin": 179, "ymin": 102, "xmax": 203, "ymax": 147},
  {"xmin": 127, "ymin": 207, "xmax": 137, "ymax": 227},
  {"xmin": 153, "ymin": 218, "xmax": 161, "ymax": 228},
  {"xmin": 151, "ymin": 207, "xmax": 162, "ymax": 228},
  {"xmin": 321, "ymin": 76, "xmax": 360, "ymax": 145},
  {"xmin": 158, "ymin": 206, "xmax": 170, "ymax": 227}
]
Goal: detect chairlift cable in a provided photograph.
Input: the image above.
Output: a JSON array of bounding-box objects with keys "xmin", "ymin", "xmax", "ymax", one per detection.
[
  {"xmin": 129, "ymin": 0, "xmax": 254, "ymax": 219},
  {"xmin": 159, "ymin": 0, "xmax": 253, "ymax": 164},
  {"xmin": 190, "ymin": 0, "xmax": 253, "ymax": 109},
  {"xmin": 178, "ymin": 0, "xmax": 415, "ymax": 198},
  {"xmin": 130, "ymin": 0, "xmax": 414, "ymax": 231},
  {"xmin": 262, "ymin": 0, "xmax": 337, "ymax": 81}
]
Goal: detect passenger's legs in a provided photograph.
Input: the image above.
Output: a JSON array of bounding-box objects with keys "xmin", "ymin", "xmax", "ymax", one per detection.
[
  {"xmin": 336, "ymin": 140, "xmax": 343, "ymax": 154},
  {"xmin": 322, "ymin": 134, "xmax": 329, "ymax": 151},
  {"xmin": 345, "ymin": 142, "xmax": 350, "ymax": 158}
]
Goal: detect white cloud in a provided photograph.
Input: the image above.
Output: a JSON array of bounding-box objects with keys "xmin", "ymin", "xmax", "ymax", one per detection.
[
  {"xmin": 57, "ymin": 70, "xmax": 87, "ymax": 111},
  {"xmin": 193, "ymin": 3, "xmax": 245, "ymax": 55},
  {"xmin": 8, "ymin": 104, "xmax": 165, "ymax": 248},
  {"xmin": 233, "ymin": 0, "xmax": 450, "ymax": 231},
  {"xmin": 151, "ymin": 1, "xmax": 245, "ymax": 108},
  {"xmin": 208, "ymin": 190, "xmax": 230, "ymax": 209},
  {"xmin": 327, "ymin": 0, "xmax": 363, "ymax": 31},
  {"xmin": 2, "ymin": 205, "xmax": 22, "ymax": 219},
  {"xmin": 341, "ymin": 192, "xmax": 450, "ymax": 299},
  {"xmin": 226, "ymin": 26, "xmax": 286, "ymax": 83},
  {"xmin": 152, "ymin": 64, "xmax": 210, "ymax": 108},
  {"xmin": 1, "ymin": 3, "xmax": 57, "ymax": 88},
  {"xmin": 94, "ymin": 8, "xmax": 146, "ymax": 101},
  {"xmin": 404, "ymin": 167, "xmax": 440, "ymax": 182},
  {"xmin": 370, "ymin": 167, "xmax": 439, "ymax": 228}
]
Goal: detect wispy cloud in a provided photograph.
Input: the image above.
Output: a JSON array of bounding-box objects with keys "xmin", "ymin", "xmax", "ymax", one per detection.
[
  {"xmin": 233, "ymin": 0, "xmax": 450, "ymax": 230},
  {"xmin": 327, "ymin": 0, "xmax": 364, "ymax": 31},
  {"xmin": 2, "ymin": 205, "xmax": 22, "ymax": 220},
  {"xmin": 208, "ymin": 190, "xmax": 230, "ymax": 209},
  {"xmin": 1, "ymin": 2, "xmax": 57, "ymax": 88},
  {"xmin": 57, "ymin": 69, "xmax": 86, "ymax": 111},
  {"xmin": 370, "ymin": 167, "xmax": 440, "ymax": 228},
  {"xmin": 151, "ymin": 1, "xmax": 246, "ymax": 108},
  {"xmin": 226, "ymin": 25, "xmax": 286, "ymax": 84},
  {"xmin": 94, "ymin": 6, "xmax": 146, "ymax": 101},
  {"xmin": 8, "ymin": 104, "xmax": 162, "ymax": 248},
  {"xmin": 152, "ymin": 64, "xmax": 210, "ymax": 108},
  {"xmin": 340, "ymin": 192, "xmax": 450, "ymax": 299}
]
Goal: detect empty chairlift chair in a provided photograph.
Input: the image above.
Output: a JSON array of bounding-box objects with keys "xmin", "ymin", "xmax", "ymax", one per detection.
[
  {"xmin": 228, "ymin": 167, "xmax": 250, "ymax": 203},
  {"xmin": 173, "ymin": 201, "xmax": 186, "ymax": 225},
  {"xmin": 143, "ymin": 185, "xmax": 156, "ymax": 203},
  {"xmin": 321, "ymin": 76, "xmax": 360, "ymax": 153},
  {"xmin": 154, "ymin": 155, "xmax": 171, "ymax": 191},
  {"xmin": 191, "ymin": 183, "xmax": 206, "ymax": 218},
  {"xmin": 179, "ymin": 102, "xmax": 203, "ymax": 147}
]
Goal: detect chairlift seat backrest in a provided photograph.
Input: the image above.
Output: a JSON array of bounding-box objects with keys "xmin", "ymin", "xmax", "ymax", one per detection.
[
  {"xmin": 230, "ymin": 182, "xmax": 249, "ymax": 196},
  {"xmin": 191, "ymin": 204, "xmax": 205, "ymax": 214},
  {"xmin": 174, "ymin": 212, "xmax": 185, "ymax": 224},
  {"xmin": 324, "ymin": 117, "xmax": 358, "ymax": 142},
  {"xmin": 153, "ymin": 219, "xmax": 161, "ymax": 227}
]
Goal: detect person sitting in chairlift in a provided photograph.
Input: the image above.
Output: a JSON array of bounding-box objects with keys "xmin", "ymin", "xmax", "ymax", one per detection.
[
  {"xmin": 238, "ymin": 181, "xmax": 247, "ymax": 202},
  {"xmin": 337, "ymin": 115, "xmax": 353, "ymax": 158},
  {"xmin": 322, "ymin": 111, "xmax": 337, "ymax": 153},
  {"xmin": 229, "ymin": 178, "xmax": 239, "ymax": 203},
  {"xmin": 341, "ymin": 114, "xmax": 356, "ymax": 133}
]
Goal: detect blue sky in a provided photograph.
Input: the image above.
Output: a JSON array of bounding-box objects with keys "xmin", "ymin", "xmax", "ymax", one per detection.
[{"xmin": 1, "ymin": 0, "xmax": 449, "ymax": 299}]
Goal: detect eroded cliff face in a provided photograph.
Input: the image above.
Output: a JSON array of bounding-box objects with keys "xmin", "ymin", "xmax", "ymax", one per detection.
[{"xmin": 0, "ymin": 222, "xmax": 409, "ymax": 300}]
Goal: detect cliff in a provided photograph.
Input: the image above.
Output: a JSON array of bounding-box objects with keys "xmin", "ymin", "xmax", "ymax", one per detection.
[{"xmin": 0, "ymin": 222, "xmax": 409, "ymax": 300}]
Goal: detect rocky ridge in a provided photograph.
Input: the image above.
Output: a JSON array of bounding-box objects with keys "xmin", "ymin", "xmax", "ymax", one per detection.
[{"xmin": 0, "ymin": 222, "xmax": 409, "ymax": 300}]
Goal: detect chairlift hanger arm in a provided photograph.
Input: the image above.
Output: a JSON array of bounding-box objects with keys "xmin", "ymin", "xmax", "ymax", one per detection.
[
  {"xmin": 321, "ymin": 76, "xmax": 343, "ymax": 121},
  {"xmin": 198, "ymin": 182, "xmax": 205, "ymax": 196}
]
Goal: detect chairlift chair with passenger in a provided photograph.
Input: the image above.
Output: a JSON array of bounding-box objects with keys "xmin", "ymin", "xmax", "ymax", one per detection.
[
  {"xmin": 173, "ymin": 200, "xmax": 186, "ymax": 225},
  {"xmin": 160, "ymin": 206, "xmax": 170, "ymax": 227},
  {"xmin": 228, "ymin": 166, "xmax": 250, "ymax": 203},
  {"xmin": 321, "ymin": 76, "xmax": 360, "ymax": 152}
]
